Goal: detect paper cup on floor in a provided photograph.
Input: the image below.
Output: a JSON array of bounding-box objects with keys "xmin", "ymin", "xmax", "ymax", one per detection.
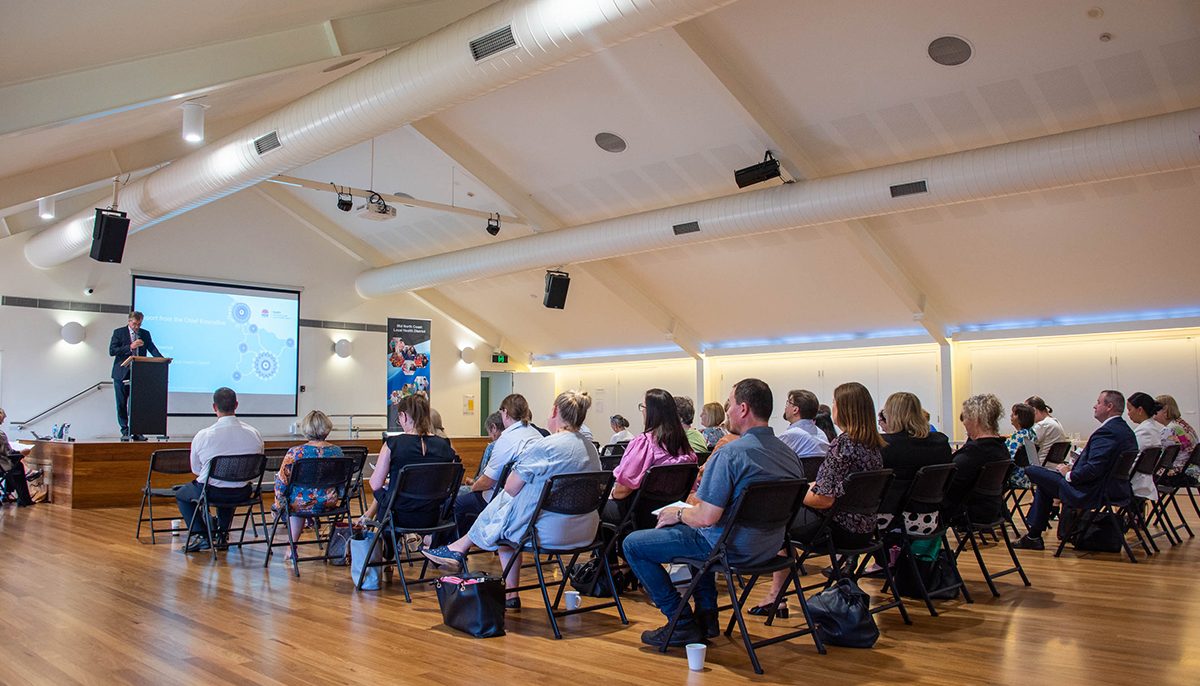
[
  {"xmin": 564, "ymin": 590, "xmax": 582, "ymax": 610},
  {"xmin": 686, "ymin": 643, "xmax": 707, "ymax": 671}
]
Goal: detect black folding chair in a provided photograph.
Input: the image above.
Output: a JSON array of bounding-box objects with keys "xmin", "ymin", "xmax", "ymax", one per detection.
[
  {"xmin": 263, "ymin": 457, "xmax": 356, "ymax": 576},
  {"xmin": 799, "ymin": 456, "xmax": 824, "ymax": 483},
  {"xmin": 599, "ymin": 443, "xmax": 626, "ymax": 471},
  {"xmin": 182, "ymin": 453, "xmax": 267, "ymax": 561},
  {"xmin": 950, "ymin": 460, "xmax": 1031, "ymax": 596},
  {"xmin": 791, "ymin": 469, "xmax": 911, "ymax": 625},
  {"xmin": 339, "ymin": 445, "xmax": 370, "ymax": 516},
  {"xmin": 695, "ymin": 450, "xmax": 712, "ymax": 467},
  {"xmin": 1003, "ymin": 436, "xmax": 1037, "ymax": 532},
  {"xmin": 1053, "ymin": 450, "xmax": 1140, "ymax": 563},
  {"xmin": 135, "ymin": 449, "xmax": 193, "ymax": 543},
  {"xmin": 252, "ymin": 448, "xmax": 290, "ymax": 534},
  {"xmin": 1042, "ymin": 441, "xmax": 1073, "ymax": 467},
  {"xmin": 889, "ymin": 464, "xmax": 973, "ymax": 616},
  {"xmin": 660, "ymin": 479, "xmax": 821, "ymax": 675},
  {"xmin": 601, "ymin": 464, "xmax": 700, "ymax": 577},
  {"xmin": 1179, "ymin": 444, "xmax": 1200, "ymax": 521},
  {"xmin": 1126, "ymin": 447, "xmax": 1166, "ymax": 555},
  {"xmin": 497, "ymin": 471, "xmax": 627, "ymax": 640},
  {"xmin": 1147, "ymin": 444, "xmax": 1191, "ymax": 545},
  {"xmin": 356, "ymin": 461, "xmax": 463, "ymax": 601}
]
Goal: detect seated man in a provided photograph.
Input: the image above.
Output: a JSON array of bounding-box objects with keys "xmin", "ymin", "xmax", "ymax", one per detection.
[
  {"xmin": 622, "ymin": 378, "xmax": 804, "ymax": 647},
  {"xmin": 1015, "ymin": 390, "xmax": 1136, "ymax": 550},
  {"xmin": 175, "ymin": 387, "xmax": 264, "ymax": 552}
]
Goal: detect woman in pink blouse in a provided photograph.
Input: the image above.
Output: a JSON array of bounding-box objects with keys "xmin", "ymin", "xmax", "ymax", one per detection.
[{"xmin": 604, "ymin": 388, "xmax": 697, "ymax": 522}]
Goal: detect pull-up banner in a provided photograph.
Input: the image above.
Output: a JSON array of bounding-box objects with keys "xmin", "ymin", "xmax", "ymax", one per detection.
[{"xmin": 387, "ymin": 318, "xmax": 432, "ymax": 431}]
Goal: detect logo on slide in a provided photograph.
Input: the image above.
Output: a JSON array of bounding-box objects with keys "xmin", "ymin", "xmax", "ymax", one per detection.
[
  {"xmin": 231, "ymin": 302, "xmax": 251, "ymax": 324},
  {"xmin": 253, "ymin": 351, "xmax": 278, "ymax": 380},
  {"xmin": 261, "ymin": 309, "xmax": 269, "ymax": 318}
]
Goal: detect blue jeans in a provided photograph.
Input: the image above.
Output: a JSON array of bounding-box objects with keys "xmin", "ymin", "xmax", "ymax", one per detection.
[{"xmin": 622, "ymin": 525, "xmax": 717, "ymax": 621}]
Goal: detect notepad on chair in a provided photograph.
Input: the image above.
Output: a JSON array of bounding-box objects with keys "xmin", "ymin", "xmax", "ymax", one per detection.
[{"xmin": 650, "ymin": 501, "xmax": 694, "ymax": 516}]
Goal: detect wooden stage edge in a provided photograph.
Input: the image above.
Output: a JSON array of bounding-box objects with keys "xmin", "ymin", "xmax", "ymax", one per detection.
[{"xmin": 25, "ymin": 435, "xmax": 490, "ymax": 509}]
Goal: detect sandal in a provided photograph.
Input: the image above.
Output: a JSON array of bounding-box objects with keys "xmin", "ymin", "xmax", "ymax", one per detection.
[{"xmin": 747, "ymin": 600, "xmax": 788, "ymax": 619}]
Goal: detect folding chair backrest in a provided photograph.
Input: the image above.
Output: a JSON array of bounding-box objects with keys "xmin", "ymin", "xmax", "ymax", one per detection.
[
  {"xmin": 800, "ymin": 455, "xmax": 824, "ymax": 483},
  {"xmin": 287, "ymin": 457, "xmax": 356, "ymax": 492},
  {"xmin": 340, "ymin": 446, "xmax": 369, "ymax": 478},
  {"xmin": 1043, "ymin": 442, "xmax": 1072, "ymax": 465},
  {"xmin": 831, "ymin": 469, "xmax": 894, "ymax": 516},
  {"xmin": 902, "ymin": 463, "xmax": 957, "ymax": 509},
  {"xmin": 969, "ymin": 460, "xmax": 1012, "ymax": 499},
  {"xmin": 149, "ymin": 449, "xmax": 193, "ymax": 475},
  {"xmin": 600, "ymin": 443, "xmax": 626, "ymax": 458},
  {"xmin": 1190, "ymin": 444, "xmax": 1200, "ymax": 468},
  {"xmin": 600, "ymin": 454, "xmax": 623, "ymax": 471},
  {"xmin": 1132, "ymin": 446, "xmax": 1163, "ymax": 476},
  {"xmin": 628, "ymin": 463, "xmax": 700, "ymax": 529},
  {"xmin": 710, "ymin": 479, "xmax": 808, "ymax": 554},
  {"xmin": 208, "ymin": 454, "xmax": 266, "ymax": 483},
  {"xmin": 264, "ymin": 447, "xmax": 289, "ymax": 473},
  {"xmin": 491, "ymin": 460, "xmax": 516, "ymax": 498},
  {"xmin": 393, "ymin": 461, "xmax": 463, "ymax": 505},
  {"xmin": 1158, "ymin": 444, "xmax": 1180, "ymax": 470},
  {"xmin": 538, "ymin": 471, "xmax": 614, "ymax": 516},
  {"xmin": 1108, "ymin": 450, "xmax": 1140, "ymax": 483},
  {"xmin": 695, "ymin": 451, "xmax": 712, "ymax": 466},
  {"xmin": 1014, "ymin": 436, "xmax": 1036, "ymax": 468}
]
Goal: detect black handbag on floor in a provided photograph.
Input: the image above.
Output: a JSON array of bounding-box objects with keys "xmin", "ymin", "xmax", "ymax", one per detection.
[
  {"xmin": 806, "ymin": 578, "xmax": 880, "ymax": 648},
  {"xmin": 325, "ymin": 522, "xmax": 353, "ymax": 566},
  {"xmin": 1071, "ymin": 512, "xmax": 1124, "ymax": 552},
  {"xmin": 568, "ymin": 558, "xmax": 626, "ymax": 597},
  {"xmin": 434, "ymin": 573, "xmax": 506, "ymax": 638}
]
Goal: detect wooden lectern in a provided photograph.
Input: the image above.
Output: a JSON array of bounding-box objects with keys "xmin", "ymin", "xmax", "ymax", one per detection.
[{"xmin": 122, "ymin": 356, "xmax": 172, "ymax": 437}]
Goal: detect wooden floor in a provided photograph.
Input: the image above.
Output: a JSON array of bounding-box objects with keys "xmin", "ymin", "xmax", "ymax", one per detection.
[{"xmin": 1, "ymin": 502, "xmax": 1198, "ymax": 686}]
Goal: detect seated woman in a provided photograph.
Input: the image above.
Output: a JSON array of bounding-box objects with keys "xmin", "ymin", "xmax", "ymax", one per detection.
[
  {"xmin": 1126, "ymin": 392, "xmax": 1165, "ymax": 500},
  {"xmin": 605, "ymin": 388, "xmax": 697, "ymax": 523},
  {"xmin": 608, "ymin": 414, "xmax": 634, "ymax": 445},
  {"xmin": 814, "ymin": 404, "xmax": 838, "ymax": 443},
  {"xmin": 944, "ymin": 394, "xmax": 1009, "ymax": 524},
  {"xmin": 273, "ymin": 410, "xmax": 343, "ymax": 560},
  {"xmin": 699, "ymin": 402, "xmax": 727, "ymax": 450},
  {"xmin": 752, "ymin": 382, "xmax": 885, "ymax": 617},
  {"xmin": 0, "ymin": 407, "xmax": 34, "ymax": 506},
  {"xmin": 369, "ymin": 394, "xmax": 457, "ymax": 529},
  {"xmin": 1156, "ymin": 394, "xmax": 1200, "ymax": 486},
  {"xmin": 422, "ymin": 390, "xmax": 601, "ymax": 608},
  {"xmin": 879, "ymin": 392, "xmax": 952, "ymax": 520},
  {"xmin": 1026, "ymin": 396, "xmax": 1066, "ymax": 463},
  {"xmin": 1005, "ymin": 403, "xmax": 1038, "ymax": 489}
]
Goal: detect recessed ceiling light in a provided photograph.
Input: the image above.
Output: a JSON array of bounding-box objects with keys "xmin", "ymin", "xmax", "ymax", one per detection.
[
  {"xmin": 595, "ymin": 132, "xmax": 627, "ymax": 153},
  {"xmin": 1099, "ymin": 32, "xmax": 1113, "ymax": 42},
  {"xmin": 928, "ymin": 36, "xmax": 973, "ymax": 66},
  {"xmin": 322, "ymin": 57, "xmax": 361, "ymax": 73},
  {"xmin": 1087, "ymin": 7, "xmax": 1104, "ymax": 19}
]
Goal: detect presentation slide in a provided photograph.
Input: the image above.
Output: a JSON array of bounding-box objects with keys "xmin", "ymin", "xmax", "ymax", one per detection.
[{"xmin": 133, "ymin": 275, "xmax": 300, "ymax": 415}]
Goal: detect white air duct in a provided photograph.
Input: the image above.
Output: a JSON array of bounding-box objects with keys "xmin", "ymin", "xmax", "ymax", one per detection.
[
  {"xmin": 23, "ymin": 0, "xmax": 733, "ymax": 269},
  {"xmin": 356, "ymin": 107, "xmax": 1200, "ymax": 297}
]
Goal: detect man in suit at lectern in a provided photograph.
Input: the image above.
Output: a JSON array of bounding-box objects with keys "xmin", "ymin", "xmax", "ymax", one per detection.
[{"xmin": 109, "ymin": 311, "xmax": 162, "ymax": 441}]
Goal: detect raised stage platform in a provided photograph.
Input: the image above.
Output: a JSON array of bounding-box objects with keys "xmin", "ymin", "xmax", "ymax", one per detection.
[{"xmin": 25, "ymin": 434, "xmax": 490, "ymax": 509}]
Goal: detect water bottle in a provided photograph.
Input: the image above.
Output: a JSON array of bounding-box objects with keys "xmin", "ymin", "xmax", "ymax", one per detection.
[{"xmin": 51, "ymin": 424, "xmax": 60, "ymax": 440}]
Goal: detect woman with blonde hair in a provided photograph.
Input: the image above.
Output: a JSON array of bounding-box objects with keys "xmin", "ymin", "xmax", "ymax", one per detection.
[
  {"xmin": 1155, "ymin": 394, "xmax": 1199, "ymax": 485},
  {"xmin": 423, "ymin": 390, "xmax": 602, "ymax": 608},
  {"xmin": 274, "ymin": 410, "xmax": 344, "ymax": 560},
  {"xmin": 751, "ymin": 382, "xmax": 886, "ymax": 617},
  {"xmin": 699, "ymin": 402, "xmax": 727, "ymax": 449},
  {"xmin": 945, "ymin": 394, "xmax": 1009, "ymax": 523},
  {"xmin": 879, "ymin": 392, "xmax": 952, "ymax": 515}
]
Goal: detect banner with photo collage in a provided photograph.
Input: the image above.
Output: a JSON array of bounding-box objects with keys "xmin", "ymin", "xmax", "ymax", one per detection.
[{"xmin": 386, "ymin": 318, "xmax": 432, "ymax": 431}]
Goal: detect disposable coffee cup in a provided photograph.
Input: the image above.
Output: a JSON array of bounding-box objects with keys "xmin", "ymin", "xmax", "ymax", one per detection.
[
  {"xmin": 686, "ymin": 643, "xmax": 706, "ymax": 671},
  {"xmin": 564, "ymin": 590, "xmax": 582, "ymax": 610},
  {"xmin": 171, "ymin": 519, "xmax": 184, "ymax": 536}
]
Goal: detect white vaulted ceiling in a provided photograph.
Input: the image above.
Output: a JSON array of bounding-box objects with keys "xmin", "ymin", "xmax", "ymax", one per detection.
[{"xmin": 3, "ymin": 0, "xmax": 1199, "ymax": 359}]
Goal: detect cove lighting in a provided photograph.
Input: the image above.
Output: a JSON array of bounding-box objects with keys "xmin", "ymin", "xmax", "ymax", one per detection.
[
  {"xmin": 533, "ymin": 344, "xmax": 683, "ymax": 362},
  {"xmin": 949, "ymin": 308, "xmax": 1200, "ymax": 334},
  {"xmin": 703, "ymin": 328, "xmax": 929, "ymax": 351}
]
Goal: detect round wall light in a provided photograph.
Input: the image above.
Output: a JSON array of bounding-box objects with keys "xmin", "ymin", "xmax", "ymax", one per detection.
[
  {"xmin": 460, "ymin": 346, "xmax": 477, "ymax": 364},
  {"xmin": 333, "ymin": 338, "xmax": 353, "ymax": 358},
  {"xmin": 61, "ymin": 321, "xmax": 86, "ymax": 345}
]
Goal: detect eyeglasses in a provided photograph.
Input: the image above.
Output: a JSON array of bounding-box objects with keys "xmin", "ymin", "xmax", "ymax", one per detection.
[{"xmin": 638, "ymin": 403, "xmax": 646, "ymax": 411}]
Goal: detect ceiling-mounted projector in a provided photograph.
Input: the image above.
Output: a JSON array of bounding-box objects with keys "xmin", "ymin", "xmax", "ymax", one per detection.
[{"xmin": 357, "ymin": 192, "xmax": 396, "ymax": 220}]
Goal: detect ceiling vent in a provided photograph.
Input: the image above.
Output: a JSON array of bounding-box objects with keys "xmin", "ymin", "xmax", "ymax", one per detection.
[
  {"xmin": 470, "ymin": 25, "xmax": 518, "ymax": 61},
  {"xmin": 889, "ymin": 180, "xmax": 928, "ymax": 198},
  {"xmin": 928, "ymin": 36, "xmax": 972, "ymax": 66},
  {"xmin": 253, "ymin": 131, "xmax": 281, "ymax": 156}
]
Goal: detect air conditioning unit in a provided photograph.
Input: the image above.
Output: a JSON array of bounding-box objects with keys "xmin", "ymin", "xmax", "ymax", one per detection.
[{"xmin": 357, "ymin": 203, "xmax": 397, "ymax": 221}]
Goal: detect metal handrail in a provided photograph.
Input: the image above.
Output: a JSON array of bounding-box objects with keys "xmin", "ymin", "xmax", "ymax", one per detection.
[
  {"xmin": 15, "ymin": 380, "xmax": 113, "ymax": 429},
  {"xmin": 327, "ymin": 413, "xmax": 388, "ymax": 438}
]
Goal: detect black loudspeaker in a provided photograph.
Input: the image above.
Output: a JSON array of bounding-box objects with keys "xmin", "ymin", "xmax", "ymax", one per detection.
[
  {"xmin": 90, "ymin": 208, "xmax": 130, "ymax": 263},
  {"xmin": 543, "ymin": 270, "xmax": 570, "ymax": 309}
]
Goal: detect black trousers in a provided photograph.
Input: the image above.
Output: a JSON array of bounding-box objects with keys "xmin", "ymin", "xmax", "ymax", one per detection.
[
  {"xmin": 175, "ymin": 480, "xmax": 253, "ymax": 535},
  {"xmin": 2, "ymin": 456, "xmax": 33, "ymax": 506},
  {"xmin": 114, "ymin": 379, "xmax": 130, "ymax": 436}
]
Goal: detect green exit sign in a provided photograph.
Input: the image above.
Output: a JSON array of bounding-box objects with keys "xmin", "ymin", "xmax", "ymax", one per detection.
[{"xmin": 491, "ymin": 353, "xmax": 509, "ymax": 364}]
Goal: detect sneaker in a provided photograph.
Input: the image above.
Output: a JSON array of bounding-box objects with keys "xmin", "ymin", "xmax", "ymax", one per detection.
[
  {"xmin": 641, "ymin": 618, "xmax": 705, "ymax": 648},
  {"xmin": 1013, "ymin": 535, "xmax": 1044, "ymax": 551},
  {"xmin": 184, "ymin": 534, "xmax": 211, "ymax": 553},
  {"xmin": 694, "ymin": 608, "xmax": 721, "ymax": 639},
  {"xmin": 421, "ymin": 545, "xmax": 466, "ymax": 572}
]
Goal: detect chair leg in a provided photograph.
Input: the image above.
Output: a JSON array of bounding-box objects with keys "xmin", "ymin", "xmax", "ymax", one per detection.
[
  {"xmin": 967, "ymin": 532, "xmax": 1000, "ymax": 597},
  {"xmin": 530, "ymin": 547, "xmax": 562, "ymax": 639},
  {"xmin": 390, "ymin": 528, "xmax": 412, "ymax": 603},
  {"xmin": 355, "ymin": 529, "xmax": 382, "ymax": 591},
  {"xmin": 904, "ymin": 541, "xmax": 938, "ymax": 617},
  {"xmin": 136, "ymin": 490, "xmax": 149, "ymax": 542},
  {"xmin": 727, "ymin": 574, "xmax": 759, "ymax": 633},
  {"xmin": 724, "ymin": 566, "xmax": 764, "ymax": 675},
  {"xmin": 997, "ymin": 523, "xmax": 1031, "ymax": 587},
  {"xmin": 1169, "ymin": 494, "xmax": 1194, "ymax": 539},
  {"xmin": 659, "ymin": 564, "xmax": 706, "ymax": 654},
  {"xmin": 263, "ymin": 509, "xmax": 281, "ymax": 568},
  {"xmin": 788, "ymin": 564, "xmax": 825, "ymax": 655},
  {"xmin": 599, "ymin": 553, "xmax": 628, "ymax": 625},
  {"xmin": 878, "ymin": 553, "xmax": 912, "ymax": 625}
]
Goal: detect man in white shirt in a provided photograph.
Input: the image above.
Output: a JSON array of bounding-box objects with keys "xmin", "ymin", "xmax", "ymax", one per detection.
[
  {"xmin": 778, "ymin": 389, "xmax": 830, "ymax": 459},
  {"xmin": 175, "ymin": 387, "xmax": 264, "ymax": 552}
]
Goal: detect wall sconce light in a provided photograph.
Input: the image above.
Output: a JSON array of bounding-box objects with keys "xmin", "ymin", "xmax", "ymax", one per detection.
[
  {"xmin": 459, "ymin": 346, "xmax": 477, "ymax": 364},
  {"xmin": 61, "ymin": 321, "xmax": 86, "ymax": 344},
  {"xmin": 333, "ymin": 338, "xmax": 353, "ymax": 358},
  {"xmin": 38, "ymin": 196, "xmax": 56, "ymax": 220}
]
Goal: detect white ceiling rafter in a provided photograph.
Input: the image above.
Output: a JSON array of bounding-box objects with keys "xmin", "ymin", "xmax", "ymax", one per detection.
[{"xmin": 409, "ymin": 287, "xmax": 532, "ymax": 369}]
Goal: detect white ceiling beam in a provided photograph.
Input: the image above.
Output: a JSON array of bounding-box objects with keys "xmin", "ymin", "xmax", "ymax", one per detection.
[
  {"xmin": 414, "ymin": 115, "xmax": 706, "ymax": 358},
  {"xmin": 677, "ymin": 18, "xmax": 948, "ymax": 344},
  {"xmin": 253, "ymin": 183, "xmax": 391, "ymax": 268},
  {"xmin": 409, "ymin": 287, "xmax": 532, "ymax": 369}
]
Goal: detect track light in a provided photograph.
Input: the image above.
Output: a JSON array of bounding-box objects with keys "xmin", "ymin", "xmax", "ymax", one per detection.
[
  {"xmin": 335, "ymin": 185, "xmax": 353, "ymax": 212},
  {"xmin": 38, "ymin": 196, "xmax": 55, "ymax": 220},
  {"xmin": 486, "ymin": 213, "xmax": 501, "ymax": 236},
  {"xmin": 181, "ymin": 101, "xmax": 206, "ymax": 143},
  {"xmin": 734, "ymin": 151, "xmax": 782, "ymax": 188}
]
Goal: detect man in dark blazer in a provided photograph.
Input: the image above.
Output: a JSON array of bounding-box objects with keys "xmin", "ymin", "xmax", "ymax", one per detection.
[
  {"xmin": 1015, "ymin": 389, "xmax": 1137, "ymax": 549},
  {"xmin": 109, "ymin": 311, "xmax": 162, "ymax": 440}
]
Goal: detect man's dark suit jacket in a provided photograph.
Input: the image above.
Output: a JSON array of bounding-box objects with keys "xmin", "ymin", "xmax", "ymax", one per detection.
[
  {"xmin": 1063, "ymin": 416, "xmax": 1137, "ymax": 506},
  {"xmin": 109, "ymin": 326, "xmax": 162, "ymax": 381}
]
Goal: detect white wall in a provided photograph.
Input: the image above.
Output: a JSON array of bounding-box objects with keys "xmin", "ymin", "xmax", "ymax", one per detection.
[{"xmin": 0, "ymin": 189, "xmax": 489, "ymax": 439}]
